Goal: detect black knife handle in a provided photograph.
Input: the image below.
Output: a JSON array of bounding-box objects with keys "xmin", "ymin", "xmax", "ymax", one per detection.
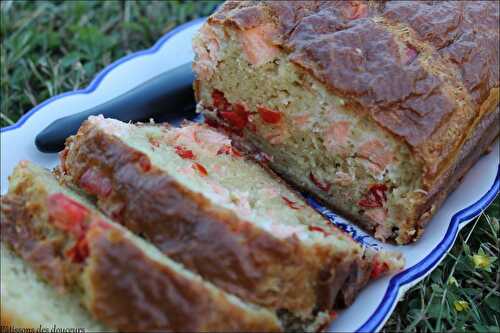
[{"xmin": 35, "ymin": 62, "xmax": 196, "ymax": 153}]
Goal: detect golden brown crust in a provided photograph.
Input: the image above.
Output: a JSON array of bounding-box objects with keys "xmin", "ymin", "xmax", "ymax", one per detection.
[
  {"xmin": 383, "ymin": 1, "xmax": 499, "ymax": 106},
  {"xmin": 208, "ymin": 0, "xmax": 499, "ymax": 186},
  {"xmin": 60, "ymin": 119, "xmax": 375, "ymax": 316},
  {"xmin": 0, "ymin": 195, "xmax": 73, "ymax": 291},
  {"xmin": 412, "ymin": 106, "xmax": 499, "ymax": 241},
  {"xmin": 84, "ymin": 227, "xmax": 281, "ymax": 332}
]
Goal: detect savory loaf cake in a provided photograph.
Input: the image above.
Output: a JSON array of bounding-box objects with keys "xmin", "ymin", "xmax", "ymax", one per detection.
[
  {"xmin": 59, "ymin": 115, "xmax": 403, "ymax": 321},
  {"xmin": 193, "ymin": 0, "xmax": 500, "ymax": 244},
  {"xmin": 1, "ymin": 161, "xmax": 281, "ymax": 332}
]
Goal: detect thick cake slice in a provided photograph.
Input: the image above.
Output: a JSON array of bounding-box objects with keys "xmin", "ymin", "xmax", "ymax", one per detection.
[
  {"xmin": 1, "ymin": 161, "xmax": 281, "ymax": 332},
  {"xmin": 192, "ymin": 0, "xmax": 499, "ymax": 244},
  {"xmin": 60, "ymin": 115, "xmax": 403, "ymax": 320}
]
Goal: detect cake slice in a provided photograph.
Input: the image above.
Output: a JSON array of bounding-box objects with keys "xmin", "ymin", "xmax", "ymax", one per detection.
[
  {"xmin": 1, "ymin": 243, "xmax": 110, "ymax": 332},
  {"xmin": 1, "ymin": 161, "xmax": 281, "ymax": 332},
  {"xmin": 60, "ymin": 115, "xmax": 404, "ymax": 320},
  {"xmin": 192, "ymin": 0, "xmax": 499, "ymax": 244}
]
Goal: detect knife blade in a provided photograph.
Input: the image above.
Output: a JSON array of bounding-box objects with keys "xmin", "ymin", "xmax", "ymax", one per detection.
[{"xmin": 35, "ymin": 61, "xmax": 196, "ymax": 153}]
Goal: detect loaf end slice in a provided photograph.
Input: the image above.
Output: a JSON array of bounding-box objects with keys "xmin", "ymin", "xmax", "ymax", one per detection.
[{"xmin": 1, "ymin": 161, "xmax": 282, "ymax": 332}]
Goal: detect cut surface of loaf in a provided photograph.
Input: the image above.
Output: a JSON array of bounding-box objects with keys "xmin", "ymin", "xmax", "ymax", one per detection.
[
  {"xmin": 1, "ymin": 243, "xmax": 109, "ymax": 332},
  {"xmin": 1, "ymin": 161, "xmax": 281, "ymax": 332},
  {"xmin": 193, "ymin": 0, "xmax": 500, "ymax": 244},
  {"xmin": 60, "ymin": 116, "xmax": 403, "ymax": 320}
]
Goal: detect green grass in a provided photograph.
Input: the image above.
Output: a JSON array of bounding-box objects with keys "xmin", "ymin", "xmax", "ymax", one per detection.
[
  {"xmin": 1, "ymin": 1, "xmax": 499, "ymax": 331},
  {"xmin": 382, "ymin": 199, "xmax": 499, "ymax": 332},
  {"xmin": 0, "ymin": 0, "xmax": 219, "ymax": 127}
]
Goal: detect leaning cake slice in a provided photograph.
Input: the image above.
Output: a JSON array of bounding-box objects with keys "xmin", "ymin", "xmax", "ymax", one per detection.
[
  {"xmin": 1, "ymin": 161, "xmax": 281, "ymax": 332},
  {"xmin": 60, "ymin": 115, "xmax": 403, "ymax": 320}
]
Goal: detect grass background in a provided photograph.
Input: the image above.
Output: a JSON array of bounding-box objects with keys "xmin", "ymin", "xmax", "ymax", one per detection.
[{"xmin": 1, "ymin": 1, "xmax": 498, "ymax": 331}]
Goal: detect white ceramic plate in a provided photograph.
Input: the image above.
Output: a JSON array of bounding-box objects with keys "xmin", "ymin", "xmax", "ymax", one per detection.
[{"xmin": 1, "ymin": 18, "xmax": 498, "ymax": 332}]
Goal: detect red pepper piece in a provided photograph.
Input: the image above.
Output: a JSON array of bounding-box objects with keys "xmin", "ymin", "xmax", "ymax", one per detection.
[
  {"xmin": 220, "ymin": 103, "xmax": 249, "ymax": 130},
  {"xmin": 79, "ymin": 168, "xmax": 112, "ymax": 197},
  {"xmin": 232, "ymin": 103, "xmax": 248, "ymax": 116},
  {"xmin": 217, "ymin": 144, "xmax": 242, "ymax": 157},
  {"xmin": 370, "ymin": 259, "xmax": 389, "ymax": 279},
  {"xmin": 308, "ymin": 225, "xmax": 331, "ymax": 237},
  {"xmin": 371, "ymin": 184, "xmax": 388, "ymax": 201},
  {"xmin": 211, "ymin": 90, "xmax": 250, "ymax": 131},
  {"xmin": 220, "ymin": 111, "xmax": 248, "ymax": 130},
  {"xmin": 175, "ymin": 145, "xmax": 196, "ymax": 160},
  {"xmin": 47, "ymin": 193, "xmax": 89, "ymax": 237},
  {"xmin": 217, "ymin": 144, "xmax": 231, "ymax": 156},
  {"xmin": 309, "ymin": 172, "xmax": 331, "ymax": 192},
  {"xmin": 358, "ymin": 183, "xmax": 388, "ymax": 208},
  {"xmin": 282, "ymin": 196, "xmax": 301, "ymax": 210},
  {"xmin": 138, "ymin": 155, "xmax": 151, "ymax": 172},
  {"xmin": 192, "ymin": 163, "xmax": 208, "ymax": 177},
  {"xmin": 212, "ymin": 90, "xmax": 230, "ymax": 112},
  {"xmin": 330, "ymin": 311, "xmax": 338, "ymax": 320},
  {"xmin": 358, "ymin": 197, "xmax": 381, "ymax": 208},
  {"xmin": 217, "ymin": 145, "xmax": 231, "ymax": 155},
  {"xmin": 257, "ymin": 107, "xmax": 282, "ymax": 124},
  {"xmin": 65, "ymin": 235, "xmax": 89, "ymax": 263}
]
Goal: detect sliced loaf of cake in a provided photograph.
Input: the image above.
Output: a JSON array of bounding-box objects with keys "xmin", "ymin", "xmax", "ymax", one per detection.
[
  {"xmin": 192, "ymin": 0, "xmax": 499, "ymax": 244},
  {"xmin": 60, "ymin": 116, "xmax": 404, "ymax": 320},
  {"xmin": 1, "ymin": 161, "xmax": 281, "ymax": 332}
]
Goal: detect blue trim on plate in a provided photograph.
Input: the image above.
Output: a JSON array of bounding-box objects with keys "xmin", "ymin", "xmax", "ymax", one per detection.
[
  {"xmin": 355, "ymin": 166, "xmax": 499, "ymax": 332},
  {"xmin": 1, "ymin": 16, "xmax": 498, "ymax": 333},
  {"xmin": 0, "ymin": 17, "xmax": 206, "ymax": 133}
]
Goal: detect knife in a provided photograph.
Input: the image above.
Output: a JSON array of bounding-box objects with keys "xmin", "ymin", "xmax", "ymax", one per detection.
[{"xmin": 35, "ymin": 61, "xmax": 196, "ymax": 153}]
